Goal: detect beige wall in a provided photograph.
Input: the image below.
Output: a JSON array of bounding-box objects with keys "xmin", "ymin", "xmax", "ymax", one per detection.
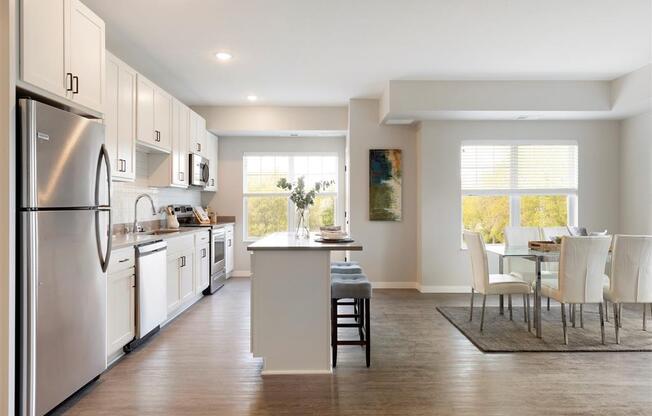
[
  {"xmin": 416, "ymin": 120, "xmax": 621, "ymax": 291},
  {"xmin": 620, "ymin": 111, "xmax": 652, "ymax": 234},
  {"xmin": 0, "ymin": 0, "xmax": 15, "ymax": 413},
  {"xmin": 193, "ymin": 105, "xmax": 348, "ymax": 135},
  {"xmin": 347, "ymin": 99, "xmax": 418, "ymax": 287},
  {"xmin": 203, "ymin": 136, "xmax": 346, "ymax": 273}
]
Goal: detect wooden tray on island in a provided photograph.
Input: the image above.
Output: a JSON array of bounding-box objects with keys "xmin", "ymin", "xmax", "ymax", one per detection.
[{"xmin": 528, "ymin": 241, "xmax": 561, "ymax": 252}]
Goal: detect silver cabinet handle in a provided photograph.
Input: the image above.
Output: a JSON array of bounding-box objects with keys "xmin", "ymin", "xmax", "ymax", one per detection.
[{"xmin": 118, "ymin": 258, "xmax": 129, "ymax": 263}]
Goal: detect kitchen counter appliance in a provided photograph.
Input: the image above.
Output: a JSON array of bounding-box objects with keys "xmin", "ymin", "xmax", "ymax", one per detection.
[
  {"xmin": 125, "ymin": 240, "xmax": 168, "ymax": 352},
  {"xmin": 18, "ymin": 99, "xmax": 111, "ymax": 416},
  {"xmin": 189, "ymin": 153, "xmax": 209, "ymax": 187}
]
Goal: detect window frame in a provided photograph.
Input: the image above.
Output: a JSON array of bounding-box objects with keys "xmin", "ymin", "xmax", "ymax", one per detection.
[
  {"xmin": 460, "ymin": 141, "xmax": 579, "ymax": 247},
  {"xmin": 243, "ymin": 152, "xmax": 339, "ymax": 242}
]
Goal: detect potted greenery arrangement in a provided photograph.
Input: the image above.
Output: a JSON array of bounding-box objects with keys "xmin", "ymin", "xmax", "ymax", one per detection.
[{"xmin": 277, "ymin": 176, "xmax": 334, "ymax": 239}]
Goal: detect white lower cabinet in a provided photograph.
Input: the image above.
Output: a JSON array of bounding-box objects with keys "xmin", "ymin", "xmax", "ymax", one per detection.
[
  {"xmin": 166, "ymin": 244, "xmax": 195, "ymax": 315},
  {"xmin": 225, "ymin": 224, "xmax": 235, "ymax": 277},
  {"xmin": 196, "ymin": 242, "xmax": 210, "ymax": 293},
  {"xmin": 106, "ymin": 247, "xmax": 136, "ymax": 362}
]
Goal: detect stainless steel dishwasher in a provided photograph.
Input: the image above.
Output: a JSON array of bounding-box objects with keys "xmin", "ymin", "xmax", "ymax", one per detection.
[{"xmin": 125, "ymin": 240, "xmax": 167, "ymax": 352}]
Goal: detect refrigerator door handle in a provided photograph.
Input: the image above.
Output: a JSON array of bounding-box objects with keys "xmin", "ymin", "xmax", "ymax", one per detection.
[
  {"xmin": 95, "ymin": 208, "xmax": 112, "ymax": 273},
  {"xmin": 95, "ymin": 144, "xmax": 112, "ymax": 208}
]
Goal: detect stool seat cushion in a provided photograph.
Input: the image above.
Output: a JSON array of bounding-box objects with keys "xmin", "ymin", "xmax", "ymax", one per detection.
[
  {"xmin": 331, "ymin": 275, "xmax": 372, "ymax": 299},
  {"xmin": 331, "ymin": 261, "xmax": 360, "ymax": 267},
  {"xmin": 330, "ymin": 264, "xmax": 363, "ymax": 274},
  {"xmin": 331, "ymin": 272, "xmax": 367, "ymax": 280}
]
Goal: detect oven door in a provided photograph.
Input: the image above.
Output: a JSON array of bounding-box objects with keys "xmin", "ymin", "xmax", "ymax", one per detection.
[{"xmin": 212, "ymin": 228, "xmax": 226, "ymax": 273}]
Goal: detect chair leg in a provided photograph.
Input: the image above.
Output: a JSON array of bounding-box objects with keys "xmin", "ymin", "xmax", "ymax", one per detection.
[
  {"xmin": 561, "ymin": 302, "xmax": 568, "ymax": 345},
  {"xmin": 579, "ymin": 304, "xmax": 584, "ymax": 329},
  {"xmin": 526, "ymin": 294, "xmax": 531, "ymax": 332},
  {"xmin": 480, "ymin": 295, "xmax": 487, "ymax": 332},
  {"xmin": 331, "ymin": 299, "xmax": 338, "ymax": 367},
  {"xmin": 469, "ymin": 288, "xmax": 474, "ymax": 322},
  {"xmin": 522, "ymin": 294, "xmax": 527, "ymax": 323},
  {"xmin": 619, "ymin": 304, "xmax": 623, "ymax": 328},
  {"xmin": 599, "ymin": 302, "xmax": 605, "ymax": 345},
  {"xmin": 605, "ymin": 300, "xmax": 609, "ymax": 322},
  {"xmin": 508, "ymin": 294, "xmax": 513, "ymax": 321},
  {"xmin": 547, "ymin": 297, "xmax": 550, "ymax": 311},
  {"xmin": 499, "ymin": 294, "xmax": 504, "ymax": 315},
  {"xmin": 365, "ymin": 298, "xmax": 371, "ymax": 368},
  {"xmin": 358, "ymin": 298, "xmax": 365, "ymax": 342},
  {"xmin": 570, "ymin": 304, "xmax": 576, "ymax": 328},
  {"xmin": 613, "ymin": 303, "xmax": 620, "ymax": 344},
  {"xmin": 643, "ymin": 303, "xmax": 647, "ymax": 331}
]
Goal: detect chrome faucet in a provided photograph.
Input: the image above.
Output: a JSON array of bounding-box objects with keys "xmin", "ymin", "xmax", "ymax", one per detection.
[{"xmin": 133, "ymin": 193, "xmax": 157, "ymax": 233}]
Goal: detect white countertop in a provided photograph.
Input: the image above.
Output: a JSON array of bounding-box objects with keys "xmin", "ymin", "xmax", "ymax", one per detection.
[
  {"xmin": 111, "ymin": 227, "xmax": 209, "ymax": 250},
  {"xmin": 247, "ymin": 232, "xmax": 362, "ymax": 251}
]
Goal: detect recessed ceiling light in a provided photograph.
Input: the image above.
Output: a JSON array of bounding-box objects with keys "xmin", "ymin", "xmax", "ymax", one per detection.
[
  {"xmin": 215, "ymin": 52, "xmax": 232, "ymax": 61},
  {"xmin": 247, "ymin": 95, "xmax": 258, "ymax": 102}
]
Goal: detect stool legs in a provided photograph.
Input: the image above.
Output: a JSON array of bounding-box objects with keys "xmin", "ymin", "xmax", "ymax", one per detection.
[
  {"xmin": 331, "ymin": 297, "xmax": 371, "ymax": 368},
  {"xmin": 365, "ymin": 298, "xmax": 371, "ymax": 368},
  {"xmin": 331, "ymin": 299, "xmax": 337, "ymax": 367}
]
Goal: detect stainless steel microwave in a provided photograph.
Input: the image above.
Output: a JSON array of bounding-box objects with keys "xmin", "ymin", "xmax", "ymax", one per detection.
[{"xmin": 189, "ymin": 153, "xmax": 209, "ymax": 187}]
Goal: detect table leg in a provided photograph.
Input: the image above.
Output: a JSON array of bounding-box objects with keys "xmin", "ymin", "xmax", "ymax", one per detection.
[
  {"xmin": 499, "ymin": 255, "xmax": 504, "ymax": 315},
  {"xmin": 535, "ymin": 257, "xmax": 542, "ymax": 338}
]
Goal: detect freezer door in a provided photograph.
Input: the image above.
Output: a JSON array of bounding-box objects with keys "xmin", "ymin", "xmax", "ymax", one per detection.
[
  {"xmin": 19, "ymin": 99, "xmax": 109, "ymax": 209},
  {"xmin": 20, "ymin": 210, "xmax": 107, "ymax": 416}
]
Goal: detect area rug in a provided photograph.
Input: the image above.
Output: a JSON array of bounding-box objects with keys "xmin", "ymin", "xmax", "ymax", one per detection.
[{"xmin": 437, "ymin": 305, "xmax": 652, "ymax": 352}]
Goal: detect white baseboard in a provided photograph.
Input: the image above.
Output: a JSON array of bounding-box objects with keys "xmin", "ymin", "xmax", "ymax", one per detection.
[
  {"xmin": 231, "ymin": 270, "xmax": 252, "ymax": 277},
  {"xmin": 371, "ymin": 281, "xmax": 418, "ymax": 289},
  {"xmin": 417, "ymin": 284, "xmax": 471, "ymax": 294}
]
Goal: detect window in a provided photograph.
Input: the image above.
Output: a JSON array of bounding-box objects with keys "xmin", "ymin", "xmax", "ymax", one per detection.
[
  {"xmin": 243, "ymin": 154, "xmax": 338, "ymax": 240},
  {"xmin": 461, "ymin": 142, "xmax": 578, "ymax": 244}
]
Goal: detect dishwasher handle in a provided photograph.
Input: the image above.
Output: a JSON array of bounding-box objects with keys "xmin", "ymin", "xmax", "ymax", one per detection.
[{"xmin": 136, "ymin": 240, "xmax": 167, "ymax": 256}]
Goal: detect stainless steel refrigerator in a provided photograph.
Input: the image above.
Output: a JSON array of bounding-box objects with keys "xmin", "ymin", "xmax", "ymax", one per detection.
[{"xmin": 18, "ymin": 99, "xmax": 112, "ymax": 416}]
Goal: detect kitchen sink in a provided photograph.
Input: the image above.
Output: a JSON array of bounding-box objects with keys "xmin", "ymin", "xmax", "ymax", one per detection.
[{"xmin": 145, "ymin": 229, "xmax": 181, "ymax": 235}]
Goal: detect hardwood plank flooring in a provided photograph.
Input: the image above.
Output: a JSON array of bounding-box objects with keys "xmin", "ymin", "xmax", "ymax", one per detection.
[{"xmin": 60, "ymin": 278, "xmax": 652, "ymax": 416}]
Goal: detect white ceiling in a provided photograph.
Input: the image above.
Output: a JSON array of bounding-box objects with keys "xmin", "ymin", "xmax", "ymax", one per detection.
[{"xmin": 85, "ymin": 0, "xmax": 651, "ymax": 106}]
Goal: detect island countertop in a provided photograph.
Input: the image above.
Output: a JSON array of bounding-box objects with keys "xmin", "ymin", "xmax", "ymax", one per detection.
[{"xmin": 247, "ymin": 232, "xmax": 362, "ymax": 251}]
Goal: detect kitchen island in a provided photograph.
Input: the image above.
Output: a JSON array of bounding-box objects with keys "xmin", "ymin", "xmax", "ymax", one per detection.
[{"xmin": 248, "ymin": 232, "xmax": 363, "ymax": 375}]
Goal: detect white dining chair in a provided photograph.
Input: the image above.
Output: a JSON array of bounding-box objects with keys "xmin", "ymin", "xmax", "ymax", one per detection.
[
  {"xmin": 463, "ymin": 231, "xmax": 531, "ymax": 332},
  {"xmin": 603, "ymin": 235, "xmax": 652, "ymax": 344},
  {"xmin": 504, "ymin": 226, "xmax": 558, "ymax": 311},
  {"xmin": 540, "ymin": 236, "xmax": 612, "ymax": 344}
]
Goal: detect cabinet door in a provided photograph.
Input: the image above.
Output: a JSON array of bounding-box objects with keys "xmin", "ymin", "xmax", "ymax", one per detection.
[
  {"xmin": 225, "ymin": 225, "xmax": 235, "ymax": 275},
  {"xmin": 166, "ymin": 256, "xmax": 180, "ymax": 313},
  {"xmin": 107, "ymin": 269, "xmax": 135, "ymax": 358},
  {"xmin": 67, "ymin": 0, "xmax": 105, "ymax": 112},
  {"xmin": 203, "ymin": 133, "xmax": 218, "ymax": 191},
  {"xmin": 20, "ymin": 0, "xmax": 67, "ymax": 98},
  {"xmin": 106, "ymin": 53, "xmax": 136, "ymax": 181},
  {"xmin": 195, "ymin": 243, "xmax": 210, "ymax": 293},
  {"xmin": 178, "ymin": 104, "xmax": 190, "ymax": 185},
  {"xmin": 136, "ymin": 75, "xmax": 156, "ymax": 146},
  {"xmin": 197, "ymin": 116, "xmax": 207, "ymax": 155},
  {"xmin": 105, "ymin": 56, "xmax": 119, "ymax": 178},
  {"xmin": 154, "ymin": 88, "xmax": 172, "ymax": 151},
  {"xmin": 116, "ymin": 62, "xmax": 137, "ymax": 180},
  {"xmin": 179, "ymin": 249, "xmax": 195, "ymax": 302}
]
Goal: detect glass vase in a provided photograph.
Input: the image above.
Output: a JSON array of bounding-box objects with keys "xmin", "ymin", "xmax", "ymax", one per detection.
[{"xmin": 295, "ymin": 208, "xmax": 310, "ymax": 239}]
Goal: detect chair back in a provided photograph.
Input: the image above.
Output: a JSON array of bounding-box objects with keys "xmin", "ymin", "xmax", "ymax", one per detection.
[
  {"xmin": 504, "ymin": 226, "xmax": 540, "ymax": 280},
  {"xmin": 542, "ymin": 226, "xmax": 570, "ymax": 241},
  {"xmin": 504, "ymin": 226, "xmax": 541, "ymax": 247},
  {"xmin": 608, "ymin": 235, "xmax": 652, "ymax": 303},
  {"xmin": 558, "ymin": 236, "xmax": 612, "ymax": 303},
  {"xmin": 463, "ymin": 231, "xmax": 490, "ymax": 293}
]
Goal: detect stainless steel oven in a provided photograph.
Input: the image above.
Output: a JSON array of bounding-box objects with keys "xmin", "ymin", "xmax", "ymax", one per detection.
[
  {"xmin": 205, "ymin": 226, "xmax": 226, "ymax": 294},
  {"xmin": 189, "ymin": 153, "xmax": 209, "ymax": 187}
]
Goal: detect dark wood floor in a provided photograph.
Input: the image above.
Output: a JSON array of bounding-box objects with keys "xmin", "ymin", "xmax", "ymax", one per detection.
[{"xmin": 61, "ymin": 277, "xmax": 652, "ymax": 416}]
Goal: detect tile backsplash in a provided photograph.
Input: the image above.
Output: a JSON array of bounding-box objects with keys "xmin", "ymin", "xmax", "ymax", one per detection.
[{"xmin": 112, "ymin": 152, "xmax": 202, "ymax": 225}]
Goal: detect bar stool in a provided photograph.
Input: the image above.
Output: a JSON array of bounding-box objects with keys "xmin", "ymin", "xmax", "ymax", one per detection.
[{"xmin": 331, "ymin": 274, "xmax": 371, "ymax": 367}]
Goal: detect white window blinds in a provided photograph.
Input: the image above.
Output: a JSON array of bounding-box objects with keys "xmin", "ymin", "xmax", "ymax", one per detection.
[{"xmin": 461, "ymin": 143, "xmax": 578, "ymax": 193}]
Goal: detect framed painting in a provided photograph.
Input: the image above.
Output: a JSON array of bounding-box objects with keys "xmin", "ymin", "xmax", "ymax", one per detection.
[{"xmin": 369, "ymin": 149, "xmax": 402, "ymax": 221}]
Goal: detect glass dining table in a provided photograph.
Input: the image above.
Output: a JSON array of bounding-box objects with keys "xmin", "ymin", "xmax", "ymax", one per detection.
[{"xmin": 485, "ymin": 246, "xmax": 560, "ymax": 338}]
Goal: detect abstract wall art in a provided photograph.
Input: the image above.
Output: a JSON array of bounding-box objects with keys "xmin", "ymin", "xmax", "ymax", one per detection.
[{"xmin": 369, "ymin": 149, "xmax": 402, "ymax": 221}]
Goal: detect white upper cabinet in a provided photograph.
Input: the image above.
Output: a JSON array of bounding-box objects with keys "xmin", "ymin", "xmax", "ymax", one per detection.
[
  {"xmin": 66, "ymin": 0, "xmax": 105, "ymax": 112},
  {"xmin": 189, "ymin": 111, "xmax": 207, "ymax": 155},
  {"xmin": 203, "ymin": 132, "xmax": 218, "ymax": 191},
  {"xmin": 20, "ymin": 0, "xmax": 67, "ymax": 98},
  {"xmin": 105, "ymin": 52, "xmax": 136, "ymax": 181},
  {"xmin": 136, "ymin": 74, "xmax": 171, "ymax": 152},
  {"xmin": 20, "ymin": 0, "xmax": 105, "ymax": 114},
  {"xmin": 148, "ymin": 98, "xmax": 189, "ymax": 188}
]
